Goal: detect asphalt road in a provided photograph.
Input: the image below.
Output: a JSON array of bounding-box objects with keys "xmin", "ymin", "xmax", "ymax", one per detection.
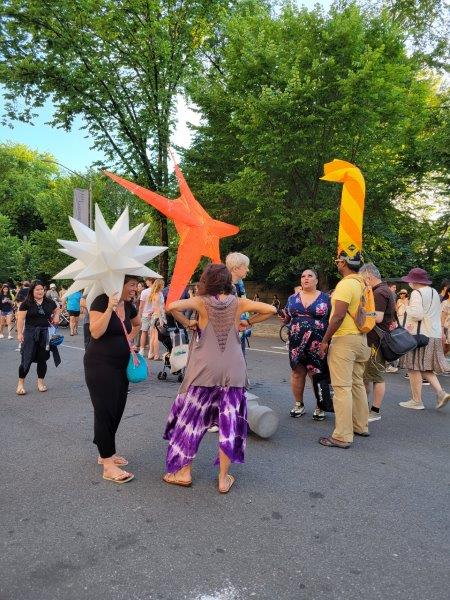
[{"xmin": 1, "ymin": 333, "xmax": 449, "ymax": 600}]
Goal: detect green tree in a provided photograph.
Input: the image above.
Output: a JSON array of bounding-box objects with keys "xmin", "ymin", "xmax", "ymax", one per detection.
[
  {"xmin": 0, "ymin": 0, "xmax": 231, "ymax": 279},
  {"xmin": 0, "ymin": 143, "xmax": 57, "ymax": 237},
  {"xmin": 184, "ymin": 1, "xmax": 446, "ymax": 287},
  {"xmin": 0, "ymin": 213, "xmax": 21, "ymax": 280}
]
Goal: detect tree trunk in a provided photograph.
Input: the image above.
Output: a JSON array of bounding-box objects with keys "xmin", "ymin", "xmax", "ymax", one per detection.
[{"xmin": 159, "ymin": 215, "xmax": 169, "ymax": 281}]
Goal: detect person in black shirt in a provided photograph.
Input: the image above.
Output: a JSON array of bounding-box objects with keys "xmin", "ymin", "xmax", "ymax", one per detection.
[
  {"xmin": 16, "ymin": 280, "xmax": 60, "ymax": 395},
  {"xmin": 359, "ymin": 264, "xmax": 396, "ymax": 422},
  {"xmin": 0, "ymin": 283, "xmax": 15, "ymax": 339},
  {"xmin": 15, "ymin": 281, "xmax": 30, "ymax": 305},
  {"xmin": 84, "ymin": 275, "xmax": 141, "ymax": 484}
]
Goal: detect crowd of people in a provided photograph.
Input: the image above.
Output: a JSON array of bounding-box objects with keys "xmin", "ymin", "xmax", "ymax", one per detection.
[{"xmin": 3, "ymin": 254, "xmax": 449, "ymax": 490}]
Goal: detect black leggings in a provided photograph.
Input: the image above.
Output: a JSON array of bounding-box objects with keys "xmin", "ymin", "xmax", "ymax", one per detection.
[
  {"xmin": 19, "ymin": 347, "xmax": 48, "ymax": 379},
  {"xmin": 84, "ymin": 358, "xmax": 129, "ymax": 459}
]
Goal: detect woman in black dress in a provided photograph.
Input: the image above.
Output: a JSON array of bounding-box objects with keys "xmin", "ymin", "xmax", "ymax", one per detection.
[
  {"xmin": 16, "ymin": 280, "xmax": 61, "ymax": 395},
  {"xmin": 84, "ymin": 276, "xmax": 141, "ymax": 484}
]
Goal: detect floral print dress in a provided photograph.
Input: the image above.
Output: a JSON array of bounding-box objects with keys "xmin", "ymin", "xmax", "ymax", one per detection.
[{"xmin": 285, "ymin": 291, "xmax": 331, "ymax": 374}]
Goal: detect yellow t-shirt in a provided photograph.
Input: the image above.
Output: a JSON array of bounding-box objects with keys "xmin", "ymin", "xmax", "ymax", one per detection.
[{"xmin": 331, "ymin": 275, "xmax": 362, "ymax": 337}]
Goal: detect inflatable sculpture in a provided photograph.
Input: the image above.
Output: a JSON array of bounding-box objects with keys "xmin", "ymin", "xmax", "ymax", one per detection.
[
  {"xmin": 321, "ymin": 159, "xmax": 365, "ymax": 259},
  {"xmin": 53, "ymin": 205, "xmax": 166, "ymax": 305},
  {"xmin": 104, "ymin": 158, "xmax": 239, "ymax": 305}
]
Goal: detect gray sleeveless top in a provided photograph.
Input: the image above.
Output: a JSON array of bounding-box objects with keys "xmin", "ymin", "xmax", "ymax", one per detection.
[{"xmin": 178, "ymin": 295, "xmax": 247, "ymax": 393}]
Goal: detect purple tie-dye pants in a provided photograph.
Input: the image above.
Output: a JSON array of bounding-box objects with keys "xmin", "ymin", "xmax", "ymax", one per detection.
[{"xmin": 163, "ymin": 385, "xmax": 248, "ymax": 473}]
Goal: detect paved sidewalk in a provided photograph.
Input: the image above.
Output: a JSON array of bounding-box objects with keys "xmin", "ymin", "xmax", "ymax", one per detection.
[{"xmin": 1, "ymin": 334, "xmax": 449, "ymax": 600}]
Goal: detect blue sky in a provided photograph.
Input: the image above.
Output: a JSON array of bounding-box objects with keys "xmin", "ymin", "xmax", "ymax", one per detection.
[{"xmin": 0, "ymin": 0, "xmax": 333, "ymax": 173}]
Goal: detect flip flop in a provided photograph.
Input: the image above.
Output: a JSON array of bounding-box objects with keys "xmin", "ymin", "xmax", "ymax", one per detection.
[
  {"xmin": 162, "ymin": 473, "xmax": 192, "ymax": 487},
  {"xmin": 319, "ymin": 436, "xmax": 351, "ymax": 449},
  {"xmin": 98, "ymin": 455, "xmax": 129, "ymax": 466},
  {"xmin": 103, "ymin": 471, "xmax": 134, "ymax": 484},
  {"xmin": 219, "ymin": 474, "xmax": 235, "ymax": 494}
]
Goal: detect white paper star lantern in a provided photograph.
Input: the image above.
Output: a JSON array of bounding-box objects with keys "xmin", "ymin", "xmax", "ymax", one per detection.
[{"xmin": 54, "ymin": 205, "xmax": 167, "ymax": 306}]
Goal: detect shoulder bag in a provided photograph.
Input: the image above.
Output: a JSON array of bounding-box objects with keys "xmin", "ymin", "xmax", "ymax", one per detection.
[
  {"xmin": 410, "ymin": 289, "xmax": 431, "ymax": 349},
  {"xmin": 375, "ymin": 317, "xmax": 417, "ymax": 362},
  {"xmin": 119, "ymin": 316, "xmax": 148, "ymax": 383},
  {"xmin": 312, "ymin": 371, "xmax": 334, "ymax": 413}
]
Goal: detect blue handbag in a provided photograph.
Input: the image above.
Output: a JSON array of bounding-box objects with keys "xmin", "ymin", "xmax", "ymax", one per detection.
[
  {"xmin": 126, "ymin": 351, "xmax": 148, "ymax": 383},
  {"xmin": 120, "ymin": 316, "xmax": 148, "ymax": 383}
]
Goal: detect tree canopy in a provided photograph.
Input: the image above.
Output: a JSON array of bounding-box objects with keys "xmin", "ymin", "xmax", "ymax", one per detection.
[
  {"xmin": 0, "ymin": 1, "xmax": 448, "ymax": 289},
  {"xmin": 183, "ymin": 0, "xmax": 449, "ymax": 287},
  {"xmin": 0, "ymin": 0, "xmax": 233, "ymax": 278}
]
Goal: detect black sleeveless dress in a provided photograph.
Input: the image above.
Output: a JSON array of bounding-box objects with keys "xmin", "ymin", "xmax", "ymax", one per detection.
[{"xmin": 83, "ymin": 294, "xmax": 137, "ymax": 458}]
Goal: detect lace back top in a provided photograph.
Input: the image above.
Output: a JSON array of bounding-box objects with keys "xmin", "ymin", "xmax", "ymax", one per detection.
[{"xmin": 178, "ymin": 294, "xmax": 247, "ymax": 392}]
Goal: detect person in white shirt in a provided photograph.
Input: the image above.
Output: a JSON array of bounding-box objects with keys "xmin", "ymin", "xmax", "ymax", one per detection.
[
  {"xmin": 398, "ymin": 268, "xmax": 449, "ymax": 410},
  {"xmin": 138, "ymin": 277, "xmax": 155, "ymax": 355}
]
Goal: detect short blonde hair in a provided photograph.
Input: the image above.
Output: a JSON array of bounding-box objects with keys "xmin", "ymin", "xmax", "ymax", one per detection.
[{"xmin": 225, "ymin": 252, "xmax": 250, "ymax": 271}]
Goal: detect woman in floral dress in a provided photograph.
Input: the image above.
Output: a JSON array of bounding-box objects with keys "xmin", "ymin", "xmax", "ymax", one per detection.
[{"xmin": 282, "ymin": 269, "xmax": 331, "ymax": 420}]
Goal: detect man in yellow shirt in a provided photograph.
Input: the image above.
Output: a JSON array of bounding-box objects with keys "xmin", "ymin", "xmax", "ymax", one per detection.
[{"xmin": 318, "ymin": 253, "xmax": 371, "ymax": 448}]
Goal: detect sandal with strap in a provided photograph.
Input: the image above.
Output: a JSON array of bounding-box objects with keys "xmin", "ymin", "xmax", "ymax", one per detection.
[
  {"xmin": 98, "ymin": 455, "xmax": 129, "ymax": 466},
  {"xmin": 16, "ymin": 385, "xmax": 26, "ymax": 396},
  {"xmin": 37, "ymin": 383, "xmax": 48, "ymax": 392},
  {"xmin": 219, "ymin": 474, "xmax": 235, "ymax": 494},
  {"xmin": 319, "ymin": 436, "xmax": 351, "ymax": 449},
  {"xmin": 103, "ymin": 471, "xmax": 134, "ymax": 484},
  {"xmin": 163, "ymin": 473, "xmax": 192, "ymax": 487}
]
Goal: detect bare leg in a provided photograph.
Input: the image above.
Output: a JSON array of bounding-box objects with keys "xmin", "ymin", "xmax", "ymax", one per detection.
[
  {"xmin": 218, "ymin": 449, "xmax": 232, "ymax": 491},
  {"xmin": 372, "ymin": 382, "xmax": 386, "ymax": 409},
  {"xmin": 408, "ymin": 370, "xmax": 423, "ymax": 403},
  {"xmin": 7, "ymin": 314, "xmax": 13, "ymax": 337},
  {"xmin": 69, "ymin": 315, "xmax": 76, "ymax": 335},
  {"xmin": 140, "ymin": 330, "xmax": 147, "ymax": 352},
  {"xmin": 291, "ymin": 364, "xmax": 307, "ymax": 405},
  {"xmin": 0, "ymin": 316, "xmax": 4, "ymax": 336},
  {"xmin": 151, "ymin": 327, "xmax": 159, "ymax": 358},
  {"xmin": 421, "ymin": 371, "xmax": 444, "ymax": 396}
]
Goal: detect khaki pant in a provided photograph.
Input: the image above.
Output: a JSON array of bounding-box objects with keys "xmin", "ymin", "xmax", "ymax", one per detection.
[{"xmin": 328, "ymin": 334, "xmax": 371, "ymax": 443}]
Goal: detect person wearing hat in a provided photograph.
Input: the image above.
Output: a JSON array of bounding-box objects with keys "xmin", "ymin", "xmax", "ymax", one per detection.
[
  {"xmin": 46, "ymin": 283, "xmax": 60, "ymax": 305},
  {"xmin": 399, "ymin": 268, "xmax": 450, "ymax": 410},
  {"xmin": 318, "ymin": 251, "xmax": 371, "ymax": 448}
]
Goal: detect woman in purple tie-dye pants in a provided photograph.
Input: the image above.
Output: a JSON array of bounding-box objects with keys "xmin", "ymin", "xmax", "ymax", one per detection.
[{"xmin": 163, "ymin": 264, "xmax": 276, "ymax": 493}]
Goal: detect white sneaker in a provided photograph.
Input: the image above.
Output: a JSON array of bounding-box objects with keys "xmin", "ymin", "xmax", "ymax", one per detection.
[
  {"xmin": 385, "ymin": 365, "xmax": 398, "ymax": 373},
  {"xmin": 368, "ymin": 410, "xmax": 381, "ymax": 422},
  {"xmin": 436, "ymin": 391, "xmax": 450, "ymax": 409},
  {"xmin": 8, "ymin": 335, "xmax": 13, "ymax": 339},
  {"xmin": 208, "ymin": 425, "xmax": 219, "ymax": 433},
  {"xmin": 0, "ymin": 334, "xmax": 4, "ymax": 339},
  {"xmin": 290, "ymin": 404, "xmax": 305, "ymax": 418},
  {"xmin": 399, "ymin": 399, "xmax": 425, "ymax": 410}
]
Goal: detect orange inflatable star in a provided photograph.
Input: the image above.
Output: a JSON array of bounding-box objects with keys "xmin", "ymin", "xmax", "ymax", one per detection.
[{"xmin": 104, "ymin": 160, "xmax": 239, "ymax": 305}]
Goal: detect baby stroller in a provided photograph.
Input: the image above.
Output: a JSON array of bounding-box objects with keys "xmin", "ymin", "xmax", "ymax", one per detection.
[
  {"xmin": 58, "ymin": 309, "xmax": 70, "ymax": 328},
  {"xmin": 155, "ymin": 318, "xmax": 189, "ymax": 382}
]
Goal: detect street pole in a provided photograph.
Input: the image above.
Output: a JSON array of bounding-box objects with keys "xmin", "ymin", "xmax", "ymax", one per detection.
[{"xmin": 42, "ymin": 159, "xmax": 92, "ymax": 227}]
